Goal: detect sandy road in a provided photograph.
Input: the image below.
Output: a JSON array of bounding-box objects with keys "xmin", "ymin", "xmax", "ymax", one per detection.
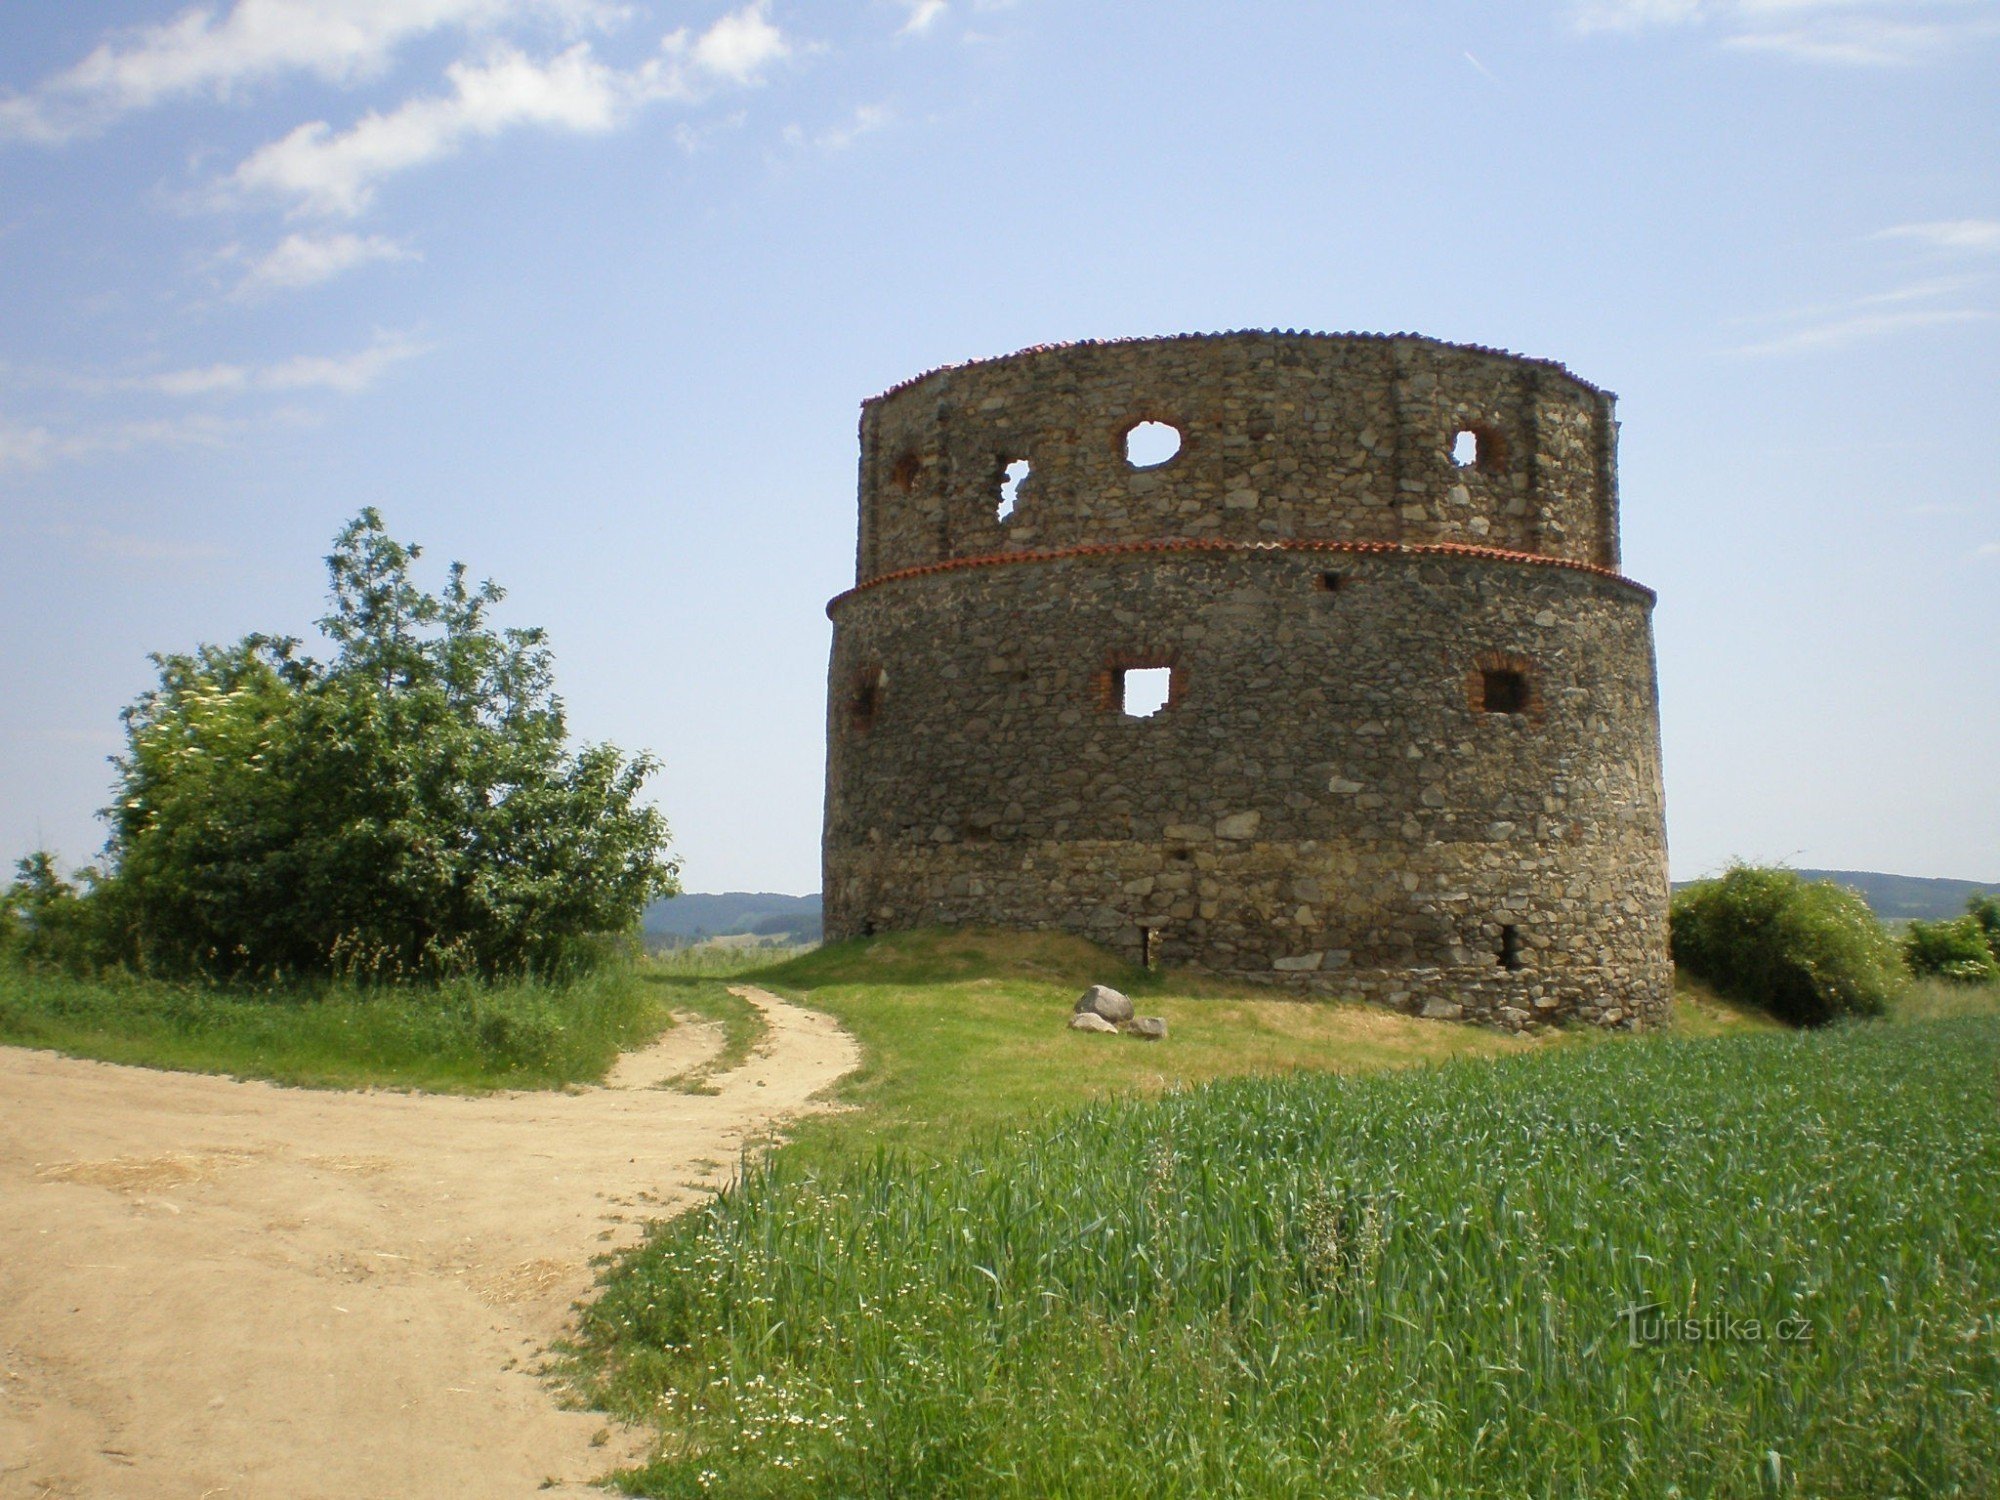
[{"xmin": 0, "ymin": 986, "xmax": 859, "ymax": 1499}]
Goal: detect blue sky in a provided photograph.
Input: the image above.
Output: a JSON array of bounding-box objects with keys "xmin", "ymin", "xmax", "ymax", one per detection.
[{"xmin": 2, "ymin": 0, "xmax": 1995, "ymax": 895}]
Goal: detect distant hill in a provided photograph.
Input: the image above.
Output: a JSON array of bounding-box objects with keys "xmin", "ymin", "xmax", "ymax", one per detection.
[
  {"xmin": 643, "ymin": 892, "xmax": 822, "ymax": 946},
  {"xmin": 1673, "ymin": 869, "xmax": 1996, "ymax": 923}
]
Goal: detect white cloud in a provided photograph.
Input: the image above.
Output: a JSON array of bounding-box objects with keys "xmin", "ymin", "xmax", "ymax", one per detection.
[
  {"xmin": 690, "ymin": 1, "xmax": 789, "ymax": 82},
  {"xmin": 228, "ymin": 5, "xmax": 789, "ymax": 216},
  {"xmin": 808, "ymin": 102, "xmax": 892, "ymax": 151},
  {"xmin": 0, "ymin": 0, "xmax": 625, "ymax": 144},
  {"xmin": 82, "ymin": 332, "xmax": 432, "ymax": 397},
  {"xmin": 897, "ymin": 1, "xmax": 951, "ymax": 36},
  {"xmin": 1571, "ymin": 0, "xmax": 2000, "ymax": 65},
  {"xmin": 234, "ymin": 229, "xmax": 418, "ymax": 293},
  {"xmin": 1875, "ymin": 218, "xmax": 2000, "ymax": 253},
  {"xmin": 0, "ymin": 414, "xmax": 245, "ymax": 472},
  {"xmin": 1730, "ymin": 305, "xmax": 1991, "ymax": 355}
]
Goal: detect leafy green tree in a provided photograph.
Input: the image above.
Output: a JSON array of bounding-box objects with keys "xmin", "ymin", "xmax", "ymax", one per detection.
[
  {"xmin": 1967, "ymin": 893, "xmax": 2000, "ymax": 965},
  {"xmin": 1670, "ymin": 864, "xmax": 1900, "ymax": 1025},
  {"xmin": 1902, "ymin": 914, "xmax": 2000, "ymax": 985},
  {"xmin": 99, "ymin": 509, "xmax": 677, "ymax": 979},
  {"xmin": 1, "ymin": 851, "xmax": 102, "ymax": 970}
]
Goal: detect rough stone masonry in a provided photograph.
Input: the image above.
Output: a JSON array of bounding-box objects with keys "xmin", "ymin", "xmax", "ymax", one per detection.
[{"xmin": 822, "ymin": 332, "xmax": 1670, "ymax": 1029}]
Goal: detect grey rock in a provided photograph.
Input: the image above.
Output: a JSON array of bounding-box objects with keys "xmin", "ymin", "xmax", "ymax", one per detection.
[
  {"xmin": 1418, "ymin": 999, "xmax": 1463, "ymax": 1021},
  {"xmin": 1069, "ymin": 1012, "xmax": 1119, "ymax": 1034},
  {"xmin": 1122, "ymin": 1016, "xmax": 1168, "ymax": 1040},
  {"xmin": 1074, "ymin": 984, "xmax": 1135, "ymax": 1023},
  {"xmin": 1272, "ymin": 952, "xmax": 1323, "ymax": 972}
]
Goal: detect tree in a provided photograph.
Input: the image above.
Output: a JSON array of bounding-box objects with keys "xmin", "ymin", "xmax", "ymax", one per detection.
[
  {"xmin": 98, "ymin": 509, "xmax": 678, "ymax": 980},
  {"xmin": 1669, "ymin": 864, "xmax": 1900, "ymax": 1025}
]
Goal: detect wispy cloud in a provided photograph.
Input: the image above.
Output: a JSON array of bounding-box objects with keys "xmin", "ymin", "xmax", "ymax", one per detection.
[
  {"xmin": 787, "ymin": 101, "xmax": 893, "ymax": 152},
  {"xmin": 1875, "ymin": 218, "xmax": 2000, "ymax": 253},
  {"xmin": 1733, "ymin": 305, "xmax": 1991, "ymax": 355},
  {"xmin": 99, "ymin": 332, "xmax": 433, "ymax": 396},
  {"xmin": 227, "ymin": 5, "xmax": 788, "ymax": 217},
  {"xmin": 31, "ymin": 520, "xmax": 233, "ymax": 566},
  {"xmin": 231, "ymin": 229, "xmax": 419, "ymax": 294},
  {"xmin": 897, "ymin": 1, "xmax": 951, "ymax": 36},
  {"xmin": 0, "ymin": 0, "xmax": 626, "ymax": 144},
  {"xmin": 1572, "ymin": 1, "xmax": 2000, "ymax": 66},
  {"xmin": 1976, "ymin": 541, "xmax": 2000, "ymax": 558},
  {"xmin": 0, "ymin": 414, "xmax": 250, "ymax": 472}
]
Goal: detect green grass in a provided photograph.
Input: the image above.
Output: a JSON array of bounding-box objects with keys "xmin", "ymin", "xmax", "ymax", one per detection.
[
  {"xmin": 748, "ymin": 928, "xmax": 1537, "ymax": 1166},
  {"xmin": 0, "ymin": 955, "xmax": 759, "ymax": 1092},
  {"xmin": 565, "ymin": 933, "xmax": 2000, "ymax": 1498}
]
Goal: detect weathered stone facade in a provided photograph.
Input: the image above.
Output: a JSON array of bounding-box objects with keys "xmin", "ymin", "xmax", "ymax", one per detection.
[{"xmin": 823, "ymin": 333, "xmax": 1670, "ymax": 1029}]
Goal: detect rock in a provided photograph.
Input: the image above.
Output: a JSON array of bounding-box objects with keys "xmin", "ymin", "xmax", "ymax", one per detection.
[
  {"xmin": 1214, "ymin": 811, "xmax": 1261, "ymax": 840},
  {"xmin": 1069, "ymin": 1012, "xmax": 1119, "ymax": 1034},
  {"xmin": 1122, "ymin": 1016, "xmax": 1168, "ymax": 1040},
  {"xmin": 1074, "ymin": 984, "xmax": 1135, "ymax": 1024},
  {"xmin": 1418, "ymin": 999, "xmax": 1463, "ymax": 1021},
  {"xmin": 1272, "ymin": 952, "xmax": 1323, "ymax": 972}
]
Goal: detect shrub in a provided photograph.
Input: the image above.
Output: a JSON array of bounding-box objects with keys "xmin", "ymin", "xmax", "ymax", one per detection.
[
  {"xmin": 25, "ymin": 510, "xmax": 678, "ymax": 982},
  {"xmin": 1670, "ymin": 864, "xmax": 1900, "ymax": 1025},
  {"xmin": 1968, "ymin": 893, "xmax": 2000, "ymax": 963},
  {"xmin": 1903, "ymin": 915, "xmax": 2000, "ymax": 985}
]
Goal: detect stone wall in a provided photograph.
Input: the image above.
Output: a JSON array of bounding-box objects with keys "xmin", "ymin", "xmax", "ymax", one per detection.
[
  {"xmin": 857, "ymin": 333, "xmax": 1620, "ymax": 582},
  {"xmin": 825, "ymin": 333, "xmax": 1668, "ymax": 1030}
]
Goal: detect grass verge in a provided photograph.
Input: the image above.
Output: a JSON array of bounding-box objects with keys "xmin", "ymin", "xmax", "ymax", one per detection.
[{"xmin": 0, "ymin": 955, "xmax": 752, "ymax": 1092}]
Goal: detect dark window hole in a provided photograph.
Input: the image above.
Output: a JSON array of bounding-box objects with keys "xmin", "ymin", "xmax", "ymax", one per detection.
[
  {"xmin": 1481, "ymin": 668, "xmax": 1528, "ymax": 715},
  {"xmin": 850, "ymin": 669, "xmax": 884, "ymax": 731},
  {"xmin": 1499, "ymin": 924, "xmax": 1524, "ymax": 971},
  {"xmin": 1315, "ymin": 571, "xmax": 1344, "ymax": 593},
  {"xmin": 890, "ymin": 451, "xmax": 920, "ymax": 492}
]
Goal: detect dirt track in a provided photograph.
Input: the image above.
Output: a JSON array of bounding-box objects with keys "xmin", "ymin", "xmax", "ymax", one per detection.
[{"xmin": 0, "ymin": 987, "xmax": 859, "ymax": 1499}]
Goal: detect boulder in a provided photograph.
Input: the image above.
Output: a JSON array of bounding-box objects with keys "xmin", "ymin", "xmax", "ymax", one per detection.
[
  {"xmin": 1419, "ymin": 999, "xmax": 1463, "ymax": 1021},
  {"xmin": 1069, "ymin": 1012, "xmax": 1119, "ymax": 1034},
  {"xmin": 1122, "ymin": 1016, "xmax": 1168, "ymax": 1041},
  {"xmin": 1074, "ymin": 984, "xmax": 1135, "ymax": 1024}
]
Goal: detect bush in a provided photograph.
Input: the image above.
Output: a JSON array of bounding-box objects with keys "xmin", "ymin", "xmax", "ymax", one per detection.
[
  {"xmin": 19, "ymin": 510, "xmax": 678, "ymax": 982},
  {"xmin": 1968, "ymin": 893, "xmax": 2000, "ymax": 963},
  {"xmin": 1904, "ymin": 914, "xmax": 2000, "ymax": 985},
  {"xmin": 1670, "ymin": 864, "xmax": 1901, "ymax": 1025}
]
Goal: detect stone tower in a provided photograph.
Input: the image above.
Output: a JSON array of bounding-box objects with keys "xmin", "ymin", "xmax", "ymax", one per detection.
[{"xmin": 822, "ymin": 332, "xmax": 1669, "ymax": 1029}]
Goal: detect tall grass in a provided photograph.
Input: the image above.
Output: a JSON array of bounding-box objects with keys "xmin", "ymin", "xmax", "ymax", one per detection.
[
  {"xmin": 574, "ymin": 1017, "xmax": 2000, "ymax": 1497},
  {"xmin": 0, "ymin": 960, "xmax": 675, "ymax": 1090}
]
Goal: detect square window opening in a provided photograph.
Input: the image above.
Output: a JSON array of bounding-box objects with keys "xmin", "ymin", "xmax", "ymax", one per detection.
[
  {"xmin": 1481, "ymin": 668, "xmax": 1528, "ymax": 715},
  {"xmin": 1120, "ymin": 666, "xmax": 1173, "ymax": 718}
]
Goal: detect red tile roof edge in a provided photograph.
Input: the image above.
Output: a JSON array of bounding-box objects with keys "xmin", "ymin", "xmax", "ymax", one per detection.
[{"xmin": 826, "ymin": 538, "xmax": 1653, "ymax": 617}]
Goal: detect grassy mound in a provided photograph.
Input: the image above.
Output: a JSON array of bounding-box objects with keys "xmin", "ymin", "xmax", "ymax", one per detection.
[
  {"xmin": 745, "ymin": 928, "xmax": 1537, "ymax": 1164},
  {"xmin": 574, "ymin": 1013, "xmax": 2000, "ymax": 1497}
]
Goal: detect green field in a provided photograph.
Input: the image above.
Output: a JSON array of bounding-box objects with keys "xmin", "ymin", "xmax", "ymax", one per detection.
[{"xmin": 569, "ymin": 935, "xmax": 2000, "ymax": 1498}]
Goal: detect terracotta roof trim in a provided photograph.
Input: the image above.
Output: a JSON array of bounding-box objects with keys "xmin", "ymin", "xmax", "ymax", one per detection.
[
  {"xmin": 863, "ymin": 330, "xmax": 1614, "ymax": 407},
  {"xmin": 826, "ymin": 539, "xmax": 1654, "ymax": 616}
]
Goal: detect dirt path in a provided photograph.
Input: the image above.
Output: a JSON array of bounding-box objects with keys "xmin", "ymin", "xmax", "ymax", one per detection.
[{"xmin": 0, "ymin": 987, "xmax": 859, "ymax": 1499}]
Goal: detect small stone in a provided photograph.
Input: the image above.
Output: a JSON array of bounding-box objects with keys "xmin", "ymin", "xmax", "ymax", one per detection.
[
  {"xmin": 1069, "ymin": 1012, "xmax": 1119, "ymax": 1034},
  {"xmin": 1074, "ymin": 984, "xmax": 1135, "ymax": 1023},
  {"xmin": 1215, "ymin": 811, "xmax": 1261, "ymax": 840},
  {"xmin": 1326, "ymin": 777, "xmax": 1364, "ymax": 794},
  {"xmin": 1122, "ymin": 1016, "xmax": 1168, "ymax": 1040},
  {"xmin": 1419, "ymin": 999, "xmax": 1463, "ymax": 1021},
  {"xmin": 1272, "ymin": 952, "xmax": 1323, "ymax": 972}
]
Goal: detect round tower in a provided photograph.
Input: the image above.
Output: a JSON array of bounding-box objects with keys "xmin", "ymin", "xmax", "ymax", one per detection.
[{"xmin": 822, "ymin": 332, "xmax": 1668, "ymax": 1029}]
